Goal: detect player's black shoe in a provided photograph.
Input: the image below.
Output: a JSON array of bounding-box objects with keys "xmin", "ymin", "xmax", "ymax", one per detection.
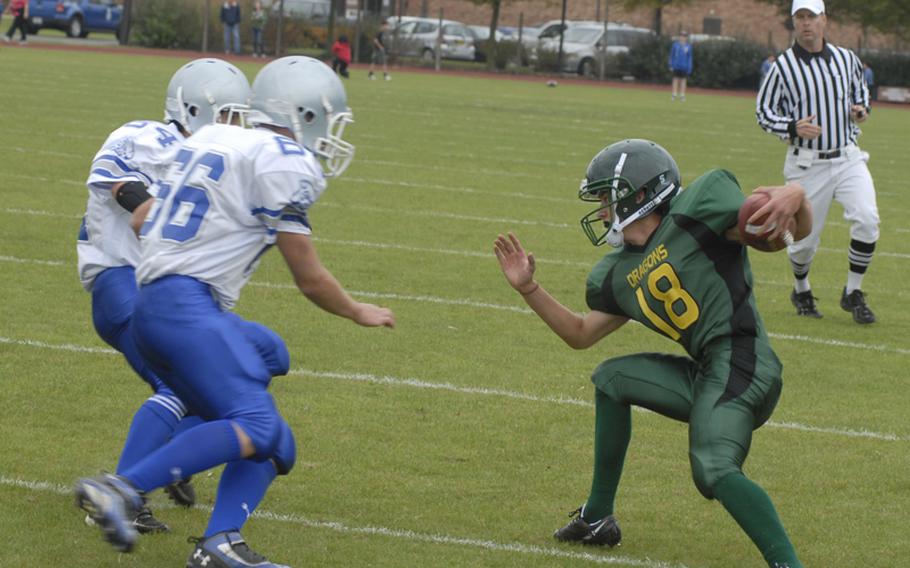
[
  {"xmin": 790, "ymin": 289, "xmax": 822, "ymax": 318},
  {"xmin": 840, "ymin": 287, "xmax": 876, "ymax": 324},
  {"xmin": 553, "ymin": 507, "xmax": 622, "ymax": 547},
  {"xmin": 186, "ymin": 531, "xmax": 290, "ymax": 568},
  {"xmin": 74, "ymin": 473, "xmax": 144, "ymax": 552},
  {"xmin": 133, "ymin": 506, "xmax": 170, "ymax": 534},
  {"xmin": 85, "ymin": 505, "xmax": 170, "ymax": 534},
  {"xmin": 165, "ymin": 476, "xmax": 196, "ymax": 507}
]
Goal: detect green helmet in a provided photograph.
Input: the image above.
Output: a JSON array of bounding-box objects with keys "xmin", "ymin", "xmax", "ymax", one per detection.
[{"xmin": 579, "ymin": 139, "xmax": 681, "ymax": 247}]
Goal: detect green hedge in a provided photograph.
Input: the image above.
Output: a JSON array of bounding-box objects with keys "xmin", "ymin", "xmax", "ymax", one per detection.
[
  {"xmin": 859, "ymin": 51, "xmax": 910, "ymax": 87},
  {"xmin": 621, "ymin": 35, "xmax": 768, "ymax": 89}
]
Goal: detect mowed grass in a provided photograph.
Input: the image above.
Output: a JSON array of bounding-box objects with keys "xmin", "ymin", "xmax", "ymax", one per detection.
[{"xmin": 0, "ymin": 47, "xmax": 909, "ymax": 568}]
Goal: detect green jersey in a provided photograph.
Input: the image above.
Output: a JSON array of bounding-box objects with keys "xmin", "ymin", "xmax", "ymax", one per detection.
[{"xmin": 586, "ymin": 169, "xmax": 771, "ymax": 359}]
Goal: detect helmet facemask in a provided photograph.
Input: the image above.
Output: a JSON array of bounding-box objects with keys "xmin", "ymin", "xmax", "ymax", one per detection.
[
  {"xmin": 314, "ymin": 110, "xmax": 355, "ymax": 177},
  {"xmin": 580, "ymin": 165, "xmax": 678, "ymax": 247}
]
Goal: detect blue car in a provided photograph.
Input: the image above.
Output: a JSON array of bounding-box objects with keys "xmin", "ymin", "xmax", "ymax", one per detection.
[{"xmin": 27, "ymin": 0, "xmax": 122, "ymax": 38}]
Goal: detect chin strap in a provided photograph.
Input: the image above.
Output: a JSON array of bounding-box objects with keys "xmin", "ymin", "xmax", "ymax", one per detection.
[{"xmin": 605, "ymin": 182, "xmax": 678, "ymax": 248}]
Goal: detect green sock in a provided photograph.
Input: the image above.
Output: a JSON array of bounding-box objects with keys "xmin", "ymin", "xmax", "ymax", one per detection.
[
  {"xmin": 713, "ymin": 473, "xmax": 803, "ymax": 568},
  {"xmin": 583, "ymin": 389, "xmax": 631, "ymax": 521}
]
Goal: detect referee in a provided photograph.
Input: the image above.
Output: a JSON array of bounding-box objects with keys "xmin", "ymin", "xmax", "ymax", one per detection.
[{"xmin": 756, "ymin": 0, "xmax": 878, "ymax": 324}]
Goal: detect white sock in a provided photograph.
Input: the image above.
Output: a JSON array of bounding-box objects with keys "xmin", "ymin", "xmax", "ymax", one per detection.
[
  {"xmin": 845, "ymin": 272, "xmax": 864, "ymax": 294},
  {"xmin": 794, "ymin": 277, "xmax": 811, "ymax": 293}
]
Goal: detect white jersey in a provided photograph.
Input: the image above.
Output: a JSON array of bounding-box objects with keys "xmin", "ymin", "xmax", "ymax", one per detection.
[
  {"xmin": 136, "ymin": 124, "xmax": 326, "ymax": 310},
  {"xmin": 77, "ymin": 120, "xmax": 185, "ymax": 290}
]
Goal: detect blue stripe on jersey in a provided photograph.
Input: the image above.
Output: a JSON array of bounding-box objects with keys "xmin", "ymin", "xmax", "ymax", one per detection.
[
  {"xmin": 280, "ymin": 213, "xmax": 311, "ymax": 229},
  {"xmin": 250, "ymin": 206, "xmax": 284, "ymax": 218},
  {"xmin": 94, "ymin": 153, "xmax": 138, "ymax": 175},
  {"xmin": 90, "ymin": 168, "xmax": 153, "ymax": 185}
]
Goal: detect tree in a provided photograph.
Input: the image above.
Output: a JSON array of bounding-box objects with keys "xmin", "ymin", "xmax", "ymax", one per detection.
[
  {"xmin": 617, "ymin": 0, "xmax": 699, "ymax": 36},
  {"xmin": 757, "ymin": 0, "xmax": 910, "ymax": 40},
  {"xmin": 466, "ymin": 0, "xmax": 502, "ymax": 69}
]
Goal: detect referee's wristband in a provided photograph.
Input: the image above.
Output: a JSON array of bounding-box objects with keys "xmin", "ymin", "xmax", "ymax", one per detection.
[{"xmin": 787, "ymin": 120, "xmax": 797, "ymax": 140}]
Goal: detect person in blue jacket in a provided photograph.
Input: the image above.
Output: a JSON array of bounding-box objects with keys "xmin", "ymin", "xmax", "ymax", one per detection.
[{"xmin": 669, "ymin": 31, "xmax": 693, "ymax": 101}]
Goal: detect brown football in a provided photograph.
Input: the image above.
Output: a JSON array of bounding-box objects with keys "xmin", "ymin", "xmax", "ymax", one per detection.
[{"xmin": 737, "ymin": 193, "xmax": 791, "ymax": 252}]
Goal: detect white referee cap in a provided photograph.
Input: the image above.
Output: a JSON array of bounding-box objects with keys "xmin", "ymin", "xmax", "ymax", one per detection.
[{"xmin": 791, "ymin": 0, "xmax": 825, "ymax": 15}]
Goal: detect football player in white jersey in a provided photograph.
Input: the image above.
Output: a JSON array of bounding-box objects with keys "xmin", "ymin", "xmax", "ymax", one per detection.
[
  {"xmin": 76, "ymin": 58, "xmax": 251, "ymax": 533},
  {"xmin": 75, "ymin": 56, "xmax": 394, "ymax": 567}
]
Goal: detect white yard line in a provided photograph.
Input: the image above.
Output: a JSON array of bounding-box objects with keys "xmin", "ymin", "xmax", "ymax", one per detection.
[
  {"xmin": 1, "ymin": 336, "xmax": 905, "ymax": 443},
  {"xmin": 0, "ymin": 475, "xmax": 688, "ymax": 568}
]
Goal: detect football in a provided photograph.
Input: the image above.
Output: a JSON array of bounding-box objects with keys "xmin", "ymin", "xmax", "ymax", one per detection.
[{"xmin": 737, "ymin": 192, "xmax": 794, "ymax": 252}]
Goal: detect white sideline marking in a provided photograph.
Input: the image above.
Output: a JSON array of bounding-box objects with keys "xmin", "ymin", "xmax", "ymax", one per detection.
[
  {"xmin": 0, "ymin": 255, "xmax": 67, "ymax": 267},
  {"xmin": 767, "ymin": 333, "xmax": 910, "ymax": 356},
  {"xmin": 0, "ymin": 336, "xmax": 904, "ymax": 443},
  {"xmin": 340, "ymin": 176, "xmax": 572, "ymax": 204},
  {"xmin": 0, "ymin": 475, "xmax": 687, "ymax": 568},
  {"xmin": 317, "ymin": 200, "xmax": 573, "ymax": 229},
  {"xmin": 249, "ymin": 281, "xmax": 534, "ymax": 314}
]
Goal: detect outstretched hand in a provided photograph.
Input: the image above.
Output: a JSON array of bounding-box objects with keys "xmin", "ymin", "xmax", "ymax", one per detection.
[
  {"xmin": 494, "ymin": 232, "xmax": 537, "ymax": 294},
  {"xmin": 353, "ymin": 303, "xmax": 396, "ymax": 328}
]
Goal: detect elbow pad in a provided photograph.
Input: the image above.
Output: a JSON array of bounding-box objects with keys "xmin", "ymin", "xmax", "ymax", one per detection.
[{"xmin": 115, "ymin": 181, "xmax": 152, "ymax": 213}]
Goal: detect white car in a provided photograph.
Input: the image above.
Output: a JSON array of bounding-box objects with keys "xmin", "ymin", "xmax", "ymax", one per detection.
[
  {"xmin": 536, "ymin": 22, "xmax": 654, "ymax": 76},
  {"xmin": 392, "ymin": 17, "xmax": 476, "ymax": 62}
]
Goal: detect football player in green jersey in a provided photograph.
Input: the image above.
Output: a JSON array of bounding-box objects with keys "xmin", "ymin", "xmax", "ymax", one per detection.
[{"xmin": 494, "ymin": 139, "xmax": 812, "ymax": 568}]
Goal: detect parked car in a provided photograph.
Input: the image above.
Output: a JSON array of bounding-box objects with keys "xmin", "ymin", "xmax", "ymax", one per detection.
[
  {"xmin": 27, "ymin": 0, "xmax": 122, "ymax": 38},
  {"xmin": 467, "ymin": 24, "xmax": 508, "ymax": 62},
  {"xmin": 391, "ymin": 17, "xmax": 475, "ymax": 62},
  {"xmin": 536, "ymin": 22, "xmax": 654, "ymax": 76},
  {"xmin": 268, "ymin": 0, "xmax": 330, "ymax": 21}
]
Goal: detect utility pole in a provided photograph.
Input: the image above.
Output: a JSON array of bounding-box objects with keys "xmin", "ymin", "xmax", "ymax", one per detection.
[{"xmin": 557, "ymin": 0, "xmax": 567, "ymax": 73}]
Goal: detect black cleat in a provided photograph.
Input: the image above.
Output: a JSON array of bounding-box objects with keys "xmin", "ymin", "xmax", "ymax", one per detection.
[
  {"xmin": 840, "ymin": 287, "xmax": 876, "ymax": 324},
  {"xmin": 165, "ymin": 476, "xmax": 196, "ymax": 508},
  {"xmin": 133, "ymin": 506, "xmax": 170, "ymax": 534},
  {"xmin": 186, "ymin": 531, "xmax": 290, "ymax": 567},
  {"xmin": 553, "ymin": 507, "xmax": 622, "ymax": 547},
  {"xmin": 791, "ymin": 289, "xmax": 822, "ymax": 318}
]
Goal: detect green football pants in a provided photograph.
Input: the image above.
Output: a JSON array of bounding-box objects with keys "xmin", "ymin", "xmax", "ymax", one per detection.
[{"xmin": 591, "ymin": 340, "xmax": 782, "ymax": 499}]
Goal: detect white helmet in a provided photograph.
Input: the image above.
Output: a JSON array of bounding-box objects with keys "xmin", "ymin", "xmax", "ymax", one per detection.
[
  {"xmin": 248, "ymin": 56, "xmax": 354, "ymax": 177},
  {"xmin": 164, "ymin": 58, "xmax": 251, "ymax": 134}
]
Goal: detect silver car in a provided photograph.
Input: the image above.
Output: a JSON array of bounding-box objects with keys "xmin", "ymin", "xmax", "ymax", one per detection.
[
  {"xmin": 537, "ymin": 22, "xmax": 654, "ymax": 76},
  {"xmin": 391, "ymin": 17, "xmax": 476, "ymax": 62}
]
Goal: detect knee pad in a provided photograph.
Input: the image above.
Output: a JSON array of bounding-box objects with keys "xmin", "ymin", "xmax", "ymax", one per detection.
[
  {"xmin": 689, "ymin": 450, "xmax": 740, "ymax": 500},
  {"xmin": 271, "ymin": 419, "xmax": 297, "ymax": 475},
  {"xmin": 231, "ymin": 393, "xmax": 283, "ymax": 460}
]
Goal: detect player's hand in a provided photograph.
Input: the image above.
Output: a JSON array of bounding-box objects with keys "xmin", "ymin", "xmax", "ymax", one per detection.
[
  {"xmin": 494, "ymin": 232, "xmax": 537, "ymax": 295},
  {"xmin": 352, "ymin": 303, "xmax": 395, "ymax": 328},
  {"xmin": 795, "ymin": 115, "xmax": 822, "ymax": 139},
  {"xmin": 750, "ymin": 183, "xmax": 805, "ymax": 241},
  {"xmin": 851, "ymin": 104, "xmax": 868, "ymax": 123}
]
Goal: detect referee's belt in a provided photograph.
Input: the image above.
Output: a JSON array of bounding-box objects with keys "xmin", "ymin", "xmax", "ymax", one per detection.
[{"xmin": 792, "ymin": 147, "xmax": 842, "ymax": 160}]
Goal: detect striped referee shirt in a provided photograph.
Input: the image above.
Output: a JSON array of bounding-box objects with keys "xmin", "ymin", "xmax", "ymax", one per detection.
[{"xmin": 756, "ymin": 40, "xmax": 869, "ymax": 152}]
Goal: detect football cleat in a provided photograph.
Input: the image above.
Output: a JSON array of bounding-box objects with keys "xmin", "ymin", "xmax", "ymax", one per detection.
[
  {"xmin": 840, "ymin": 287, "xmax": 876, "ymax": 324},
  {"xmin": 133, "ymin": 506, "xmax": 170, "ymax": 534},
  {"xmin": 553, "ymin": 506, "xmax": 622, "ymax": 547},
  {"xmin": 790, "ymin": 289, "xmax": 822, "ymax": 318},
  {"xmin": 74, "ymin": 473, "xmax": 144, "ymax": 552},
  {"xmin": 84, "ymin": 505, "xmax": 170, "ymax": 534},
  {"xmin": 186, "ymin": 531, "xmax": 290, "ymax": 568},
  {"xmin": 165, "ymin": 476, "xmax": 197, "ymax": 507}
]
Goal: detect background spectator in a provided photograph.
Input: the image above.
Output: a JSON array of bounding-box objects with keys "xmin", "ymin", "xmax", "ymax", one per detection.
[
  {"xmin": 368, "ymin": 21, "xmax": 391, "ymax": 81},
  {"xmin": 669, "ymin": 31, "xmax": 693, "ymax": 101},
  {"xmin": 221, "ymin": 0, "xmax": 241, "ymax": 55},
  {"xmin": 3, "ymin": 0, "xmax": 29, "ymax": 45},
  {"xmin": 863, "ymin": 62, "xmax": 876, "ymax": 101},
  {"xmin": 251, "ymin": 1, "xmax": 267, "ymax": 58},
  {"xmin": 332, "ymin": 35, "xmax": 351, "ymax": 78},
  {"xmin": 760, "ymin": 54, "xmax": 775, "ymax": 87}
]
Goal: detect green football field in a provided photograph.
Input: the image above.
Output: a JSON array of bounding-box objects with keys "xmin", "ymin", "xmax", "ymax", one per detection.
[{"xmin": 0, "ymin": 46, "xmax": 908, "ymax": 568}]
